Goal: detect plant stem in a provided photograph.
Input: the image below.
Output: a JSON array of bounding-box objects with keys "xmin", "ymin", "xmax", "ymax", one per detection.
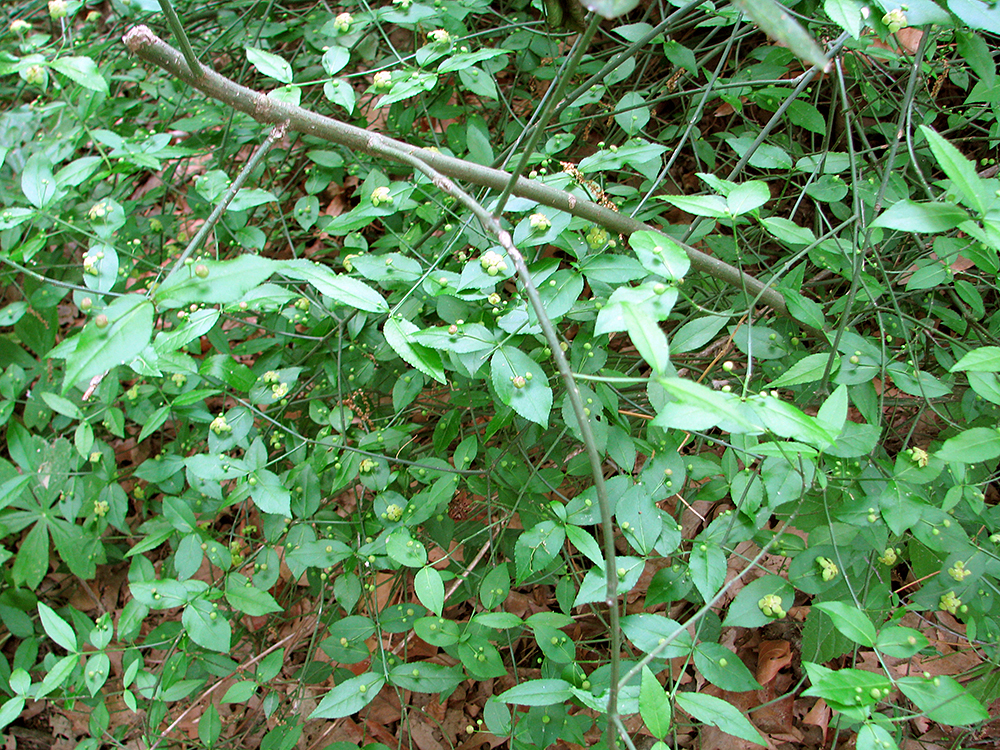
[{"xmin": 156, "ymin": 0, "xmax": 202, "ymax": 77}]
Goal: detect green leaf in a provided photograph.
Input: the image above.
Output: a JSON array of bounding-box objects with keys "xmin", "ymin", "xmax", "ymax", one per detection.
[
  {"xmin": 310, "ymin": 673, "xmax": 385, "ymax": 719},
  {"xmin": 676, "ymin": 692, "xmax": 766, "ymax": 745},
  {"xmin": 689, "ymin": 542, "xmax": 726, "ymax": 602},
  {"xmin": 875, "ymin": 626, "xmax": 928, "ymax": 658},
  {"xmin": 57, "ymin": 293, "xmax": 153, "ymax": 389},
  {"xmin": 622, "ymin": 303, "xmax": 669, "ymax": 375},
  {"xmin": 897, "ymin": 675, "xmax": 988, "ymax": 725},
  {"xmin": 857, "ymin": 724, "xmax": 899, "ymax": 750},
  {"xmin": 384, "ymin": 317, "xmax": 447, "ymax": 385},
  {"xmin": 620, "ymin": 614, "xmax": 694, "ymax": 658},
  {"xmin": 515, "ymin": 520, "xmax": 565, "ymax": 582},
  {"xmin": 246, "ymin": 47, "xmax": 292, "ymax": 83},
  {"xmin": 670, "ymin": 315, "xmax": 729, "ymax": 354},
  {"xmin": 389, "ymin": 662, "xmax": 464, "ymax": 693},
  {"xmin": 824, "ymin": 0, "xmax": 866, "ymax": 37},
  {"xmin": 491, "ymin": 346, "xmax": 552, "ymax": 427},
  {"xmin": 324, "ymin": 79, "xmax": 356, "ymax": 114},
  {"xmin": 156, "ymin": 256, "xmax": 276, "ymax": 308},
  {"xmin": 227, "ymin": 188, "xmax": 277, "ymax": 213},
  {"xmin": 722, "ymin": 574, "xmax": 795, "ymax": 629},
  {"xmin": 282, "ymin": 262, "xmax": 389, "ymax": 312},
  {"xmin": 13, "ymin": 522, "xmax": 49, "ymax": 590},
  {"xmin": 870, "ymin": 199, "xmax": 968, "ymax": 232},
  {"xmin": 249, "ymin": 469, "xmax": 292, "ymax": 516},
  {"xmin": 629, "ymin": 230, "xmax": 690, "ymax": 280},
  {"xmin": 50, "ymin": 56, "xmax": 109, "ymax": 93},
  {"xmin": 38, "ymin": 602, "xmax": 77, "ymax": 652},
  {"xmin": 951, "ymin": 346, "xmax": 1000, "ymax": 372},
  {"xmin": 199, "ymin": 703, "xmax": 222, "ymax": 748},
  {"xmin": 386, "ymin": 527, "xmax": 428, "ymax": 567},
  {"xmin": 479, "ymin": 566, "xmax": 511, "ymax": 610},
  {"xmin": 322, "ymin": 47, "xmax": 351, "ymax": 76},
  {"xmin": 768, "ymin": 352, "xmax": 831, "ymax": 387},
  {"xmin": 0, "ymin": 697, "xmax": 25, "ymax": 733},
  {"xmin": 415, "ymin": 566, "xmax": 445, "ymax": 616},
  {"xmin": 919, "ymin": 125, "xmax": 988, "ymax": 215},
  {"xmin": 726, "ymin": 181, "xmax": 770, "ymax": 215},
  {"xmin": 639, "ymin": 666, "xmax": 671, "ymax": 739},
  {"xmin": 36, "ymin": 654, "xmax": 77, "ymax": 700},
  {"xmin": 22, "ymin": 154, "xmax": 62, "ymax": 209},
  {"xmin": 936, "ymin": 427, "xmax": 1000, "ymax": 464},
  {"xmin": 813, "ymin": 602, "xmax": 876, "ymax": 647},
  {"xmin": 802, "ymin": 663, "xmax": 890, "ymax": 711},
  {"xmin": 40, "ymin": 392, "xmax": 83, "ymax": 420},
  {"xmin": 222, "ymin": 681, "xmax": 258, "ymax": 703},
  {"xmin": 615, "ymin": 91, "xmax": 649, "ymax": 135},
  {"xmin": 182, "ymin": 597, "xmax": 232, "ymax": 652},
  {"xmin": 694, "ymin": 642, "xmax": 762, "ymax": 692},
  {"xmin": 499, "ymin": 679, "xmax": 575, "ymax": 706},
  {"xmin": 225, "ymin": 573, "xmax": 282, "ymax": 616}
]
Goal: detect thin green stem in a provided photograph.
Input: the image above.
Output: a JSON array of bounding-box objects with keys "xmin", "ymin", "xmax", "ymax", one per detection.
[
  {"xmin": 157, "ymin": 122, "xmax": 285, "ymax": 290},
  {"xmin": 156, "ymin": 0, "xmax": 202, "ymax": 77}
]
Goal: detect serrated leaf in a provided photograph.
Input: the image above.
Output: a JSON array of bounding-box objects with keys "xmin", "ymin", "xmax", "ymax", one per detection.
[
  {"xmin": 182, "ymin": 598, "xmax": 232, "ymax": 652},
  {"xmin": 936, "ymin": 427, "xmax": 1000, "ymax": 464},
  {"xmin": 515, "ymin": 520, "xmax": 565, "ymax": 582},
  {"xmin": 951, "ymin": 346, "xmax": 1000, "ymax": 372},
  {"xmin": 919, "ymin": 125, "xmax": 987, "ymax": 215},
  {"xmin": 824, "ymin": 0, "xmax": 865, "ymax": 38},
  {"xmin": 50, "ymin": 56, "xmax": 109, "ymax": 93},
  {"xmin": 640, "ymin": 666, "xmax": 671, "ymax": 739},
  {"xmin": 246, "ymin": 47, "xmax": 292, "ymax": 83},
  {"xmin": 384, "ymin": 317, "xmax": 447, "ymax": 385},
  {"xmin": 281, "ymin": 261, "xmax": 388, "ymax": 313}
]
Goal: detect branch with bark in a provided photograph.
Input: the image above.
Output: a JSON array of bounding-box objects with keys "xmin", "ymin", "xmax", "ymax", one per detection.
[{"xmin": 122, "ymin": 25, "xmax": 789, "ymax": 317}]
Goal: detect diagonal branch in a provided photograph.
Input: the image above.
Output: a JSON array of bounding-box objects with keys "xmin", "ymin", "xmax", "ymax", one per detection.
[{"xmin": 122, "ymin": 25, "xmax": 789, "ymax": 317}]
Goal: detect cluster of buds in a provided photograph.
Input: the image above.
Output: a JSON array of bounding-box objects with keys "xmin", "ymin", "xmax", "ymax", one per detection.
[
  {"xmin": 359, "ymin": 458, "xmax": 377, "ymax": 475},
  {"xmin": 529, "ymin": 212, "xmax": 551, "ymax": 233},
  {"xmin": 510, "ymin": 371, "xmax": 533, "ymax": 389},
  {"xmin": 24, "ymin": 65, "xmax": 46, "ymax": 87},
  {"xmin": 429, "ymin": 29, "xmax": 451, "ymax": 46},
  {"xmin": 882, "ymin": 8, "xmax": 908, "ymax": 33},
  {"xmin": 10, "ymin": 19, "xmax": 31, "ymax": 33},
  {"xmin": 393, "ymin": 0, "xmax": 411, "ymax": 7},
  {"xmin": 383, "ymin": 503, "xmax": 403, "ymax": 522},
  {"xmin": 373, "ymin": 71, "xmax": 393, "ymax": 91},
  {"xmin": 93, "ymin": 499, "xmax": 109, "ymax": 517},
  {"xmin": 83, "ymin": 255, "xmax": 100, "ymax": 275},
  {"xmin": 906, "ymin": 446, "xmax": 929, "ymax": 467},
  {"xmin": 939, "ymin": 590, "xmax": 962, "ymax": 615},
  {"xmin": 89, "ymin": 201, "xmax": 109, "ymax": 220},
  {"xmin": 757, "ymin": 594, "xmax": 785, "ymax": 619},
  {"xmin": 587, "ymin": 226, "xmax": 609, "ymax": 249},
  {"xmin": 878, "ymin": 547, "xmax": 899, "ymax": 566},
  {"xmin": 371, "ymin": 185, "xmax": 393, "ymax": 206},
  {"xmin": 170, "ymin": 373, "xmax": 187, "ymax": 387},
  {"xmin": 333, "ymin": 12, "xmax": 353, "ymax": 33},
  {"xmin": 949, "ymin": 560, "xmax": 972, "ymax": 582},
  {"xmin": 48, "ymin": 0, "xmax": 67, "ymax": 19},
  {"xmin": 816, "ymin": 556, "xmax": 839, "ymax": 581},
  {"xmin": 480, "ymin": 250, "xmax": 508, "ymax": 276},
  {"xmin": 210, "ymin": 414, "xmax": 232, "ymax": 435}
]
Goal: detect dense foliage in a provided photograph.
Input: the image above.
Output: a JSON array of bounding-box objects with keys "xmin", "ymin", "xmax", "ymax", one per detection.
[{"xmin": 2, "ymin": 0, "xmax": 1000, "ymax": 748}]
